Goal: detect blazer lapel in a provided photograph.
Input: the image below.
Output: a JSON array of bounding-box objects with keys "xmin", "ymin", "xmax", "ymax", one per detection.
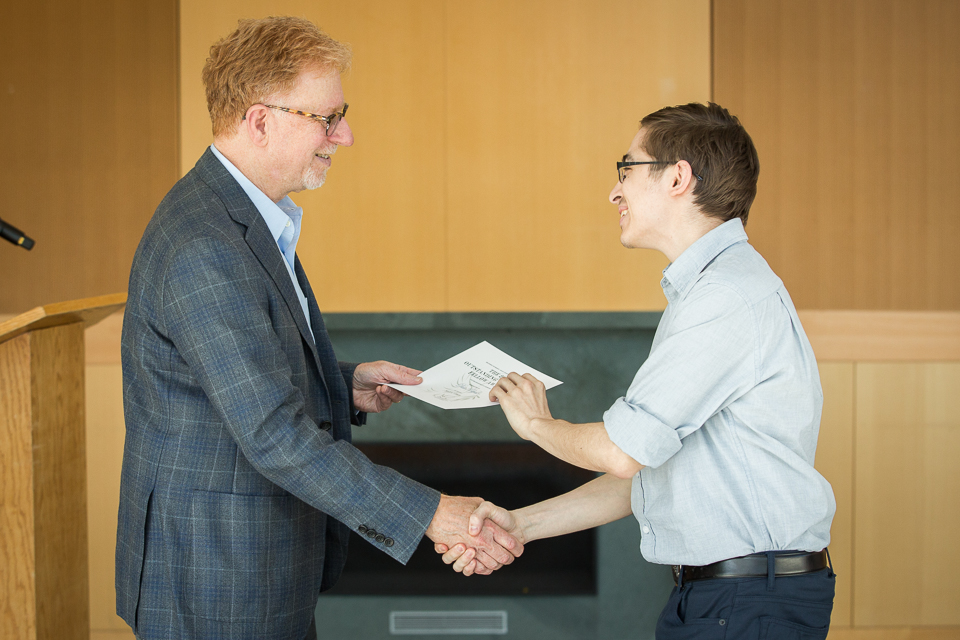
[
  {"xmin": 295, "ymin": 259, "xmax": 354, "ymax": 435},
  {"xmin": 192, "ymin": 149, "xmax": 327, "ymax": 387}
]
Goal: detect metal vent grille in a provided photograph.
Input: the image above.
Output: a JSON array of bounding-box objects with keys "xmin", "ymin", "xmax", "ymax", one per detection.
[{"xmin": 389, "ymin": 610, "xmax": 508, "ymax": 635}]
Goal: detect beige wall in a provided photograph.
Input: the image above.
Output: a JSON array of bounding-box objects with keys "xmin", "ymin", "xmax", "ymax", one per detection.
[
  {"xmin": 0, "ymin": 0, "xmax": 179, "ymax": 315},
  {"xmin": 807, "ymin": 312, "xmax": 960, "ymax": 635},
  {"xmin": 714, "ymin": 0, "xmax": 960, "ymax": 311},
  {"xmin": 179, "ymin": 0, "xmax": 712, "ymax": 312}
]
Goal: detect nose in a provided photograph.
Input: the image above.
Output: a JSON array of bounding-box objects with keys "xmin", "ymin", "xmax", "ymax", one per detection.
[
  {"xmin": 609, "ymin": 180, "xmax": 622, "ymax": 205},
  {"xmin": 330, "ymin": 117, "xmax": 354, "ymax": 146}
]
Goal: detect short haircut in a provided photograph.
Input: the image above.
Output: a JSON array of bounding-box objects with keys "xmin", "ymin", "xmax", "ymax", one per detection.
[
  {"xmin": 640, "ymin": 103, "xmax": 760, "ymax": 224},
  {"xmin": 202, "ymin": 16, "xmax": 352, "ymax": 137}
]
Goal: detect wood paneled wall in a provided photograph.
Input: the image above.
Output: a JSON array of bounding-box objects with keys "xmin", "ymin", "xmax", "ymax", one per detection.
[
  {"xmin": 714, "ymin": 0, "xmax": 960, "ymax": 311},
  {"xmin": 0, "ymin": 0, "xmax": 179, "ymax": 315},
  {"xmin": 179, "ymin": 0, "xmax": 711, "ymax": 312}
]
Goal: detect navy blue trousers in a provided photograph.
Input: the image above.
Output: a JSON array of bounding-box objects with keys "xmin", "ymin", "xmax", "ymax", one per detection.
[{"xmin": 656, "ymin": 564, "xmax": 836, "ymax": 639}]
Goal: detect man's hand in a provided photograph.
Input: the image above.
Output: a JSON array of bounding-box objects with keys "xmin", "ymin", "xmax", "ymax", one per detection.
[
  {"xmin": 352, "ymin": 361, "xmax": 422, "ymax": 413},
  {"xmin": 425, "ymin": 495, "xmax": 524, "ymax": 576},
  {"xmin": 488, "ymin": 372, "xmax": 553, "ymax": 439},
  {"xmin": 434, "ymin": 500, "xmax": 527, "ymax": 575}
]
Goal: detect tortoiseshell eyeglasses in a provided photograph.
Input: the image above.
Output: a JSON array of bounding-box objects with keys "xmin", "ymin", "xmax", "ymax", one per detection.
[{"xmin": 263, "ymin": 103, "xmax": 349, "ymax": 137}]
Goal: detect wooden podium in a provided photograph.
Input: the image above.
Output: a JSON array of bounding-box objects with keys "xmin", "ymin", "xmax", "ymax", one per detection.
[{"xmin": 0, "ymin": 293, "xmax": 127, "ymax": 640}]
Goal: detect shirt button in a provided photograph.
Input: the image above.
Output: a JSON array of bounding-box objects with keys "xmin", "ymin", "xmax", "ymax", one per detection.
[
  {"xmin": 285, "ymin": 220, "xmax": 292, "ymax": 227},
  {"xmin": 642, "ymin": 525, "xmax": 650, "ymax": 534}
]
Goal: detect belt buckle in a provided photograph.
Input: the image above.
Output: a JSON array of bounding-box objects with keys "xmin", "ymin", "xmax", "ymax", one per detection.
[{"xmin": 672, "ymin": 565, "xmax": 681, "ymax": 584}]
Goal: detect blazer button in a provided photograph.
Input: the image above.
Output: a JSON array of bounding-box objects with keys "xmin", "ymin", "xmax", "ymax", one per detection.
[
  {"xmin": 358, "ymin": 525, "xmax": 368, "ymax": 534},
  {"xmin": 384, "ymin": 538, "xmax": 394, "ymax": 547},
  {"xmin": 366, "ymin": 528, "xmax": 378, "ymax": 538},
  {"xmin": 375, "ymin": 533, "xmax": 385, "ymax": 543},
  {"xmin": 320, "ymin": 421, "xmax": 332, "ymax": 430}
]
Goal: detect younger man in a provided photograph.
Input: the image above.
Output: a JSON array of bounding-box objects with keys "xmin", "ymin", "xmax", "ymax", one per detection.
[{"xmin": 442, "ymin": 103, "xmax": 837, "ymax": 638}]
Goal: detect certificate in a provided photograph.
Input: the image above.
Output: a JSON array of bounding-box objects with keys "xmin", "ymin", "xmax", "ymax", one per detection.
[{"xmin": 385, "ymin": 341, "xmax": 562, "ymax": 410}]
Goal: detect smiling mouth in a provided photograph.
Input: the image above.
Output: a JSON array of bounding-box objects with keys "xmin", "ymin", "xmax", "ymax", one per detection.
[{"xmin": 316, "ymin": 153, "xmax": 331, "ymax": 159}]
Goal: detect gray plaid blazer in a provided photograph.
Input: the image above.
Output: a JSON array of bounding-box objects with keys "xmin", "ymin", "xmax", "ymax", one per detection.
[{"xmin": 116, "ymin": 148, "xmax": 440, "ymax": 640}]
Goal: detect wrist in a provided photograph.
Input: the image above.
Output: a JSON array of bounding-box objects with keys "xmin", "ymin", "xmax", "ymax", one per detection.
[
  {"xmin": 424, "ymin": 494, "xmax": 449, "ymax": 542},
  {"xmin": 526, "ymin": 416, "xmax": 555, "ymax": 441},
  {"xmin": 512, "ymin": 509, "xmax": 534, "ymax": 545}
]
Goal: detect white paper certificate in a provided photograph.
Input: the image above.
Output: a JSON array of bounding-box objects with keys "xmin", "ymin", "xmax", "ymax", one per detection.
[{"xmin": 385, "ymin": 341, "xmax": 563, "ymax": 410}]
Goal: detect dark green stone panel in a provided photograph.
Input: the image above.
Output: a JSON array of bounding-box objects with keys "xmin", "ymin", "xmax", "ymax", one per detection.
[{"xmin": 318, "ymin": 313, "xmax": 674, "ymax": 640}]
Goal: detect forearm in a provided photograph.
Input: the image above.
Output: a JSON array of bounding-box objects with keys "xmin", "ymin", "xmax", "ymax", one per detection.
[
  {"xmin": 527, "ymin": 418, "xmax": 644, "ymax": 478},
  {"xmin": 515, "ymin": 473, "xmax": 633, "ymax": 542}
]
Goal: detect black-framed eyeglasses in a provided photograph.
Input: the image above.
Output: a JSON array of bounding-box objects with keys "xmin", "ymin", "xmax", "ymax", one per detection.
[
  {"xmin": 617, "ymin": 161, "xmax": 669, "ymax": 183},
  {"xmin": 263, "ymin": 103, "xmax": 349, "ymax": 136},
  {"xmin": 617, "ymin": 160, "xmax": 704, "ymax": 183}
]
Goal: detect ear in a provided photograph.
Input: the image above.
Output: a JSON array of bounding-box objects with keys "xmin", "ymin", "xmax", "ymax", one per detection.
[
  {"xmin": 241, "ymin": 104, "xmax": 271, "ymax": 147},
  {"xmin": 667, "ymin": 160, "xmax": 698, "ymax": 197}
]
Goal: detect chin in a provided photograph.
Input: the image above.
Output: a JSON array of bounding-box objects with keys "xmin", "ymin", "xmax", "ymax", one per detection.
[{"xmin": 302, "ymin": 170, "xmax": 328, "ymax": 191}]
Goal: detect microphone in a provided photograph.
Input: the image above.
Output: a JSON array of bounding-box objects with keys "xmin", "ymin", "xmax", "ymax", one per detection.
[{"xmin": 0, "ymin": 216, "xmax": 35, "ymax": 250}]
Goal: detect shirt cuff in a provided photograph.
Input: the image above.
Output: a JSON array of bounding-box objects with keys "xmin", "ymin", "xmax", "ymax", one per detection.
[{"xmin": 603, "ymin": 397, "xmax": 682, "ymax": 469}]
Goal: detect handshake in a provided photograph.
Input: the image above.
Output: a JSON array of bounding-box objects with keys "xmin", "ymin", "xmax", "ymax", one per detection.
[{"xmin": 425, "ymin": 495, "xmax": 521, "ymax": 576}]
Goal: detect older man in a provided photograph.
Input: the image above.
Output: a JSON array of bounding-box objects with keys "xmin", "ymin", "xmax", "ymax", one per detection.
[
  {"xmin": 442, "ymin": 103, "xmax": 837, "ymax": 639},
  {"xmin": 116, "ymin": 17, "xmax": 520, "ymax": 640}
]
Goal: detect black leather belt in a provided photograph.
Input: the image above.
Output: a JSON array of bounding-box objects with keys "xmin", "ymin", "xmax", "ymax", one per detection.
[{"xmin": 672, "ymin": 550, "xmax": 828, "ymax": 585}]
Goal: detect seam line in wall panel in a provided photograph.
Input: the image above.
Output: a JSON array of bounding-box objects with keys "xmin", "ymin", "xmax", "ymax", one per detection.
[
  {"xmin": 442, "ymin": 0, "xmax": 449, "ymax": 312},
  {"xmin": 709, "ymin": 0, "xmax": 714, "ymax": 101},
  {"xmin": 850, "ymin": 361, "xmax": 857, "ymax": 626}
]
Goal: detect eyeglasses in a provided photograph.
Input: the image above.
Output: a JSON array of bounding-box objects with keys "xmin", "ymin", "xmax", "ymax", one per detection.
[
  {"xmin": 616, "ymin": 160, "xmax": 704, "ymax": 183},
  {"xmin": 263, "ymin": 103, "xmax": 349, "ymax": 136},
  {"xmin": 617, "ymin": 161, "xmax": 669, "ymax": 183}
]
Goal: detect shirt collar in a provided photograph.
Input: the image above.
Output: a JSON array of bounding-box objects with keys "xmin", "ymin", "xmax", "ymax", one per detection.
[
  {"xmin": 661, "ymin": 218, "xmax": 748, "ymax": 301},
  {"xmin": 209, "ymin": 144, "xmax": 301, "ymax": 244}
]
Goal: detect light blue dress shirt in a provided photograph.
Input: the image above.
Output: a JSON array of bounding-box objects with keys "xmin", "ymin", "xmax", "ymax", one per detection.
[
  {"xmin": 604, "ymin": 218, "xmax": 836, "ymax": 566},
  {"xmin": 210, "ymin": 145, "xmax": 313, "ymax": 336}
]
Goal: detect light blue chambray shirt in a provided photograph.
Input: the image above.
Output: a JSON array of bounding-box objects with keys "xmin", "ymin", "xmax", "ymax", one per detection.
[
  {"xmin": 210, "ymin": 145, "xmax": 313, "ymax": 335},
  {"xmin": 603, "ymin": 218, "xmax": 836, "ymax": 566}
]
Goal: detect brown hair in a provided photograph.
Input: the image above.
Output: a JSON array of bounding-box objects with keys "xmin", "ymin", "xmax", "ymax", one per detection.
[
  {"xmin": 202, "ymin": 16, "xmax": 352, "ymax": 137},
  {"xmin": 640, "ymin": 103, "xmax": 759, "ymax": 224}
]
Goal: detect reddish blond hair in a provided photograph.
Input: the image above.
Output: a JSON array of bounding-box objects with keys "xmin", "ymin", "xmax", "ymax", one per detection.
[{"xmin": 202, "ymin": 16, "xmax": 352, "ymax": 137}]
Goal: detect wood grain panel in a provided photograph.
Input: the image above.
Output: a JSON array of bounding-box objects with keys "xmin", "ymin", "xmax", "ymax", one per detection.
[
  {"xmin": 2, "ymin": 310, "xmax": 126, "ymax": 634},
  {"xmin": 85, "ymin": 313, "xmax": 123, "ymax": 366},
  {"xmin": 800, "ymin": 311, "xmax": 960, "ymax": 361},
  {"xmin": 180, "ymin": 0, "xmax": 710, "ymax": 312},
  {"xmin": 179, "ymin": 0, "xmax": 448, "ymax": 312},
  {"xmin": 0, "ymin": 334, "xmax": 38, "ymax": 640},
  {"xmin": 0, "ymin": 0, "xmax": 179, "ymax": 314},
  {"xmin": 0, "ymin": 294, "xmax": 126, "ymax": 347},
  {"xmin": 445, "ymin": 0, "xmax": 709, "ymax": 311},
  {"xmin": 31, "ymin": 324, "xmax": 89, "ymax": 640},
  {"xmin": 854, "ymin": 363, "xmax": 960, "ymax": 626},
  {"xmin": 90, "ymin": 632, "xmax": 134, "ymax": 640},
  {"xmin": 815, "ymin": 363, "xmax": 854, "ymax": 627},
  {"xmin": 713, "ymin": 0, "xmax": 960, "ymax": 311},
  {"xmin": 85, "ymin": 365, "xmax": 127, "ymax": 632}
]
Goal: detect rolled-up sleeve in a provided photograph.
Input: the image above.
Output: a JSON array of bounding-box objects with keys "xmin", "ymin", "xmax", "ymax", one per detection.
[{"xmin": 604, "ymin": 281, "xmax": 757, "ymax": 468}]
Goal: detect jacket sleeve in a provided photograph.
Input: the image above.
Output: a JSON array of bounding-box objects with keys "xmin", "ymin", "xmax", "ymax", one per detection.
[{"xmin": 159, "ymin": 234, "xmax": 439, "ymax": 563}]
